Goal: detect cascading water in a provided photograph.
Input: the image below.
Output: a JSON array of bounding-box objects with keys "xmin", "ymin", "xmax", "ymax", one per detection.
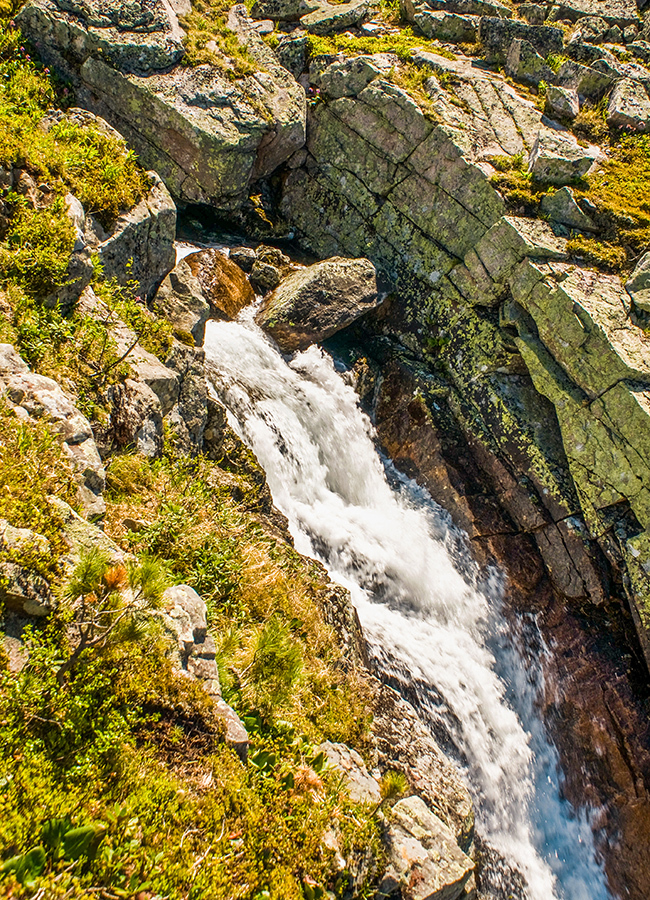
[{"xmin": 204, "ymin": 309, "xmax": 611, "ymax": 900}]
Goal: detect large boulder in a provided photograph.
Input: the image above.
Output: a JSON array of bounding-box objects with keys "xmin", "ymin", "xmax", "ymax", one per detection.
[
  {"xmin": 528, "ymin": 129, "xmax": 600, "ymax": 184},
  {"xmin": 607, "ymin": 78, "xmax": 650, "ymax": 131},
  {"xmin": 256, "ymin": 257, "xmax": 380, "ymax": 351},
  {"xmin": 18, "ymin": 3, "xmax": 306, "ymax": 212},
  {"xmin": 478, "ymin": 18, "xmax": 564, "ymax": 62},
  {"xmin": 505, "ymin": 38, "xmax": 555, "ymax": 86},
  {"xmin": 548, "ymin": 0, "xmax": 638, "ymax": 26}
]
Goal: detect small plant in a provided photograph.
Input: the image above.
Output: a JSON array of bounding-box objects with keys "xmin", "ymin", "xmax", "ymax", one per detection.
[{"xmin": 180, "ymin": 0, "xmax": 258, "ymax": 76}]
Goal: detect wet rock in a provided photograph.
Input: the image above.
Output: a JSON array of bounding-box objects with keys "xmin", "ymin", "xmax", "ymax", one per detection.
[
  {"xmin": 545, "ymin": 84, "xmax": 580, "ymax": 118},
  {"xmin": 256, "ymin": 257, "xmax": 380, "ymax": 351},
  {"xmin": 371, "ymin": 681, "xmax": 475, "ymax": 849},
  {"xmin": 318, "ymin": 740, "xmax": 382, "ymax": 804},
  {"xmin": 184, "ymin": 248, "xmax": 256, "ymax": 321},
  {"xmin": 540, "ymin": 186, "xmax": 597, "ymax": 230},
  {"xmin": 607, "ymin": 77, "xmax": 650, "ymax": 131},
  {"xmin": 626, "ymin": 251, "xmax": 650, "ymax": 312},
  {"xmin": 528, "ymin": 128, "xmax": 600, "ymax": 183},
  {"xmin": 478, "ymin": 17, "xmax": 564, "ymax": 62},
  {"xmin": 378, "ymin": 795, "xmax": 474, "ymax": 900},
  {"xmin": 505, "ymin": 38, "xmax": 555, "ymax": 86}
]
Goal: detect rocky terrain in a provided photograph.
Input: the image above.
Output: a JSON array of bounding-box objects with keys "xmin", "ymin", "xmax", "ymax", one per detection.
[{"xmin": 3, "ymin": 0, "xmax": 650, "ymax": 896}]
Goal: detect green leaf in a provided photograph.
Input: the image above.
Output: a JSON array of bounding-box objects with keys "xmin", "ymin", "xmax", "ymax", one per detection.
[
  {"xmin": 1, "ymin": 846, "xmax": 46, "ymax": 885},
  {"xmin": 62, "ymin": 824, "xmax": 105, "ymax": 861}
]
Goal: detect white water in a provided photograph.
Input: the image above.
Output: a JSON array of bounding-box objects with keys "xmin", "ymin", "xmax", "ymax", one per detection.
[{"xmin": 204, "ymin": 312, "xmax": 611, "ymax": 900}]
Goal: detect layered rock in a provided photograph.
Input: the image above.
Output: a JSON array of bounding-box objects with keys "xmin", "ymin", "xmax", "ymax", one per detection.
[{"xmin": 17, "ymin": 3, "xmax": 306, "ymax": 211}]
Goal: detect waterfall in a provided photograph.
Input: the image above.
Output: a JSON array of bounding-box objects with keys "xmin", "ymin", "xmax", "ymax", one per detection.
[{"xmin": 204, "ymin": 310, "xmax": 611, "ymax": 900}]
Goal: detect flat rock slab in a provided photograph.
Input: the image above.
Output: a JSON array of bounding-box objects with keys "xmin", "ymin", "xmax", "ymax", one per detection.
[{"xmin": 256, "ymin": 256, "xmax": 380, "ymax": 351}]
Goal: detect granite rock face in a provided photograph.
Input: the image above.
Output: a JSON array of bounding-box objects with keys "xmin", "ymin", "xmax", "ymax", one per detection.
[{"xmin": 18, "ymin": 3, "xmax": 306, "ymax": 212}]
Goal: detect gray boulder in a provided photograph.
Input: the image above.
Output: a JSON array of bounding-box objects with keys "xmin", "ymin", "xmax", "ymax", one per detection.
[
  {"xmin": 378, "ymin": 795, "xmax": 475, "ymax": 900},
  {"xmin": 319, "ymin": 55, "xmax": 390, "ymax": 98},
  {"xmin": 256, "ymin": 257, "xmax": 380, "ymax": 351},
  {"xmin": 519, "ymin": 3, "xmax": 548, "ymax": 24},
  {"xmin": 541, "ymin": 186, "xmax": 597, "ymax": 230},
  {"xmin": 251, "ymin": 0, "xmax": 307, "ymax": 19},
  {"xmin": 545, "ymin": 84, "xmax": 580, "ymax": 118},
  {"xmin": 626, "ymin": 251, "xmax": 650, "ymax": 312},
  {"xmin": 607, "ymin": 78, "xmax": 650, "ymax": 131},
  {"xmin": 478, "ymin": 17, "xmax": 564, "ymax": 62},
  {"xmin": 153, "ymin": 257, "xmax": 211, "ymax": 346},
  {"xmin": 629, "ymin": 40, "xmax": 650, "ymax": 63},
  {"xmin": 568, "ymin": 15, "xmax": 609, "ymax": 43},
  {"xmin": 505, "ymin": 38, "xmax": 555, "ymax": 86},
  {"xmin": 528, "ymin": 129, "xmax": 600, "ymax": 184},
  {"xmin": 556, "ymin": 58, "xmax": 614, "ymax": 99},
  {"xmin": 0, "ymin": 562, "xmax": 53, "ymax": 617},
  {"xmin": 300, "ymin": 0, "xmax": 374, "ymax": 34},
  {"xmin": 547, "ymin": 0, "xmax": 637, "ymax": 25},
  {"xmin": 414, "ymin": 9, "xmax": 479, "ymax": 43}
]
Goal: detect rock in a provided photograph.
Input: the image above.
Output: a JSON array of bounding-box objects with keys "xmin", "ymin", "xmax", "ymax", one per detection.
[
  {"xmin": 607, "ymin": 78, "xmax": 650, "ymax": 131},
  {"xmin": 378, "ymin": 795, "xmax": 474, "ymax": 900},
  {"xmin": 0, "ymin": 359, "xmax": 106, "ymax": 519},
  {"xmin": 414, "ymin": 9, "xmax": 479, "ymax": 43},
  {"xmin": 540, "ymin": 186, "xmax": 597, "ymax": 230},
  {"xmin": 0, "ymin": 344, "xmax": 29, "ymax": 376},
  {"xmin": 0, "ymin": 562, "xmax": 53, "ymax": 617},
  {"xmin": 16, "ymin": 0, "xmax": 186, "ymax": 75},
  {"xmin": 65, "ymin": 191, "xmax": 86, "ymax": 250},
  {"xmin": 319, "ymin": 55, "xmax": 389, "ymax": 98},
  {"xmin": 251, "ymin": 0, "xmax": 306, "ymax": 19},
  {"xmin": 318, "ymin": 583, "xmax": 368, "ymax": 667},
  {"xmin": 163, "ymin": 585, "xmax": 208, "ymax": 644},
  {"xmin": 300, "ymin": 0, "xmax": 374, "ymax": 34},
  {"xmin": 450, "ymin": 215, "xmax": 567, "ymax": 305},
  {"xmin": 626, "ymin": 251, "xmax": 650, "ymax": 312},
  {"xmin": 229, "ymin": 246, "xmax": 257, "ymax": 273},
  {"xmin": 163, "ymin": 343, "xmax": 208, "ymax": 456},
  {"xmin": 256, "ymin": 257, "xmax": 380, "ymax": 351},
  {"xmin": 518, "ymin": 3, "xmax": 548, "ymax": 24},
  {"xmin": 109, "ymin": 378, "xmax": 164, "ymax": 457},
  {"xmin": 528, "ymin": 128, "xmax": 600, "ymax": 183},
  {"xmin": 275, "ymin": 32, "xmax": 309, "ymax": 77},
  {"xmin": 568, "ymin": 14, "xmax": 610, "ymax": 43},
  {"xmin": 50, "ymin": 497, "xmax": 125, "ymax": 567},
  {"xmin": 556, "ymin": 58, "xmax": 614, "ymax": 100},
  {"xmin": 94, "ymin": 171, "xmax": 176, "ymax": 301},
  {"xmin": 371, "ymin": 682, "xmax": 474, "ymax": 848},
  {"xmin": 21, "ymin": 3, "xmax": 306, "ymax": 211},
  {"xmin": 548, "ymin": 0, "xmax": 637, "ymax": 25},
  {"xmin": 545, "ymin": 84, "xmax": 580, "ymax": 118},
  {"xmin": 215, "ymin": 699, "xmax": 249, "ymax": 762},
  {"xmin": 153, "ymin": 257, "xmax": 211, "ymax": 345},
  {"xmin": 203, "ymin": 396, "xmax": 229, "ymax": 459},
  {"xmin": 183, "ymin": 249, "xmax": 256, "ymax": 320},
  {"xmin": 629, "ymin": 40, "xmax": 650, "ymax": 63},
  {"xmin": 624, "ymin": 23, "xmax": 639, "ymax": 42},
  {"xmin": 478, "ymin": 17, "xmax": 564, "ymax": 62},
  {"xmin": 318, "ymin": 740, "xmax": 382, "ymax": 804},
  {"xmin": 505, "ymin": 38, "xmax": 555, "ymax": 86}
]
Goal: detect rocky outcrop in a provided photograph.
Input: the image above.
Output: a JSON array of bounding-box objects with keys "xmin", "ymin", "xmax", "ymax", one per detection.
[
  {"xmin": 17, "ymin": 4, "xmax": 306, "ymax": 212},
  {"xmin": 0, "ymin": 343, "xmax": 106, "ymax": 520},
  {"xmin": 256, "ymin": 257, "xmax": 380, "ymax": 351}
]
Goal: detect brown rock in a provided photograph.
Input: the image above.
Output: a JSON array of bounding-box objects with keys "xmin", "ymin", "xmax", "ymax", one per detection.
[{"xmin": 185, "ymin": 249, "xmax": 255, "ymax": 320}]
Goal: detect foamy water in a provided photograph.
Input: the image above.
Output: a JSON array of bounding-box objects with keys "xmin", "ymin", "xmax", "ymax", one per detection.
[{"xmin": 204, "ymin": 313, "xmax": 611, "ymax": 900}]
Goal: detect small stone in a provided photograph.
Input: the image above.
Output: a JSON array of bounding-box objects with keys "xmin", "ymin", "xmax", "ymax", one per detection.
[
  {"xmin": 318, "ymin": 740, "xmax": 382, "ymax": 804},
  {"xmin": 545, "ymin": 84, "xmax": 580, "ymax": 119},
  {"xmin": 250, "ymin": 259, "xmax": 283, "ymax": 294},
  {"xmin": 606, "ymin": 24, "xmax": 623, "ymax": 43},
  {"xmin": 254, "ymin": 18, "xmax": 275, "ymax": 33},
  {"xmin": 541, "ymin": 186, "xmax": 597, "ymax": 230},
  {"xmin": 153, "ymin": 257, "xmax": 211, "ymax": 346},
  {"xmin": 624, "ymin": 23, "xmax": 638, "ymax": 43},
  {"xmin": 607, "ymin": 78, "xmax": 650, "ymax": 131},
  {"xmin": 569, "ymin": 14, "xmax": 609, "ymax": 43},
  {"xmin": 229, "ymin": 246, "xmax": 257, "ymax": 272},
  {"xmin": 276, "ymin": 32, "xmax": 309, "ymax": 77},
  {"xmin": 556, "ymin": 58, "xmax": 613, "ymax": 99}
]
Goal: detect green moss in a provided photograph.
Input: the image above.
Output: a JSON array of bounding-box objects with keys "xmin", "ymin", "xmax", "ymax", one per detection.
[
  {"xmin": 307, "ymin": 28, "xmax": 457, "ymax": 63},
  {"xmin": 489, "ymin": 152, "xmax": 547, "ymax": 214},
  {"xmin": 572, "ymin": 100, "xmax": 609, "ymax": 144},
  {"xmin": 180, "ymin": 0, "xmax": 258, "ymax": 77},
  {"xmin": 566, "ymin": 235, "xmax": 628, "ymax": 271}
]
